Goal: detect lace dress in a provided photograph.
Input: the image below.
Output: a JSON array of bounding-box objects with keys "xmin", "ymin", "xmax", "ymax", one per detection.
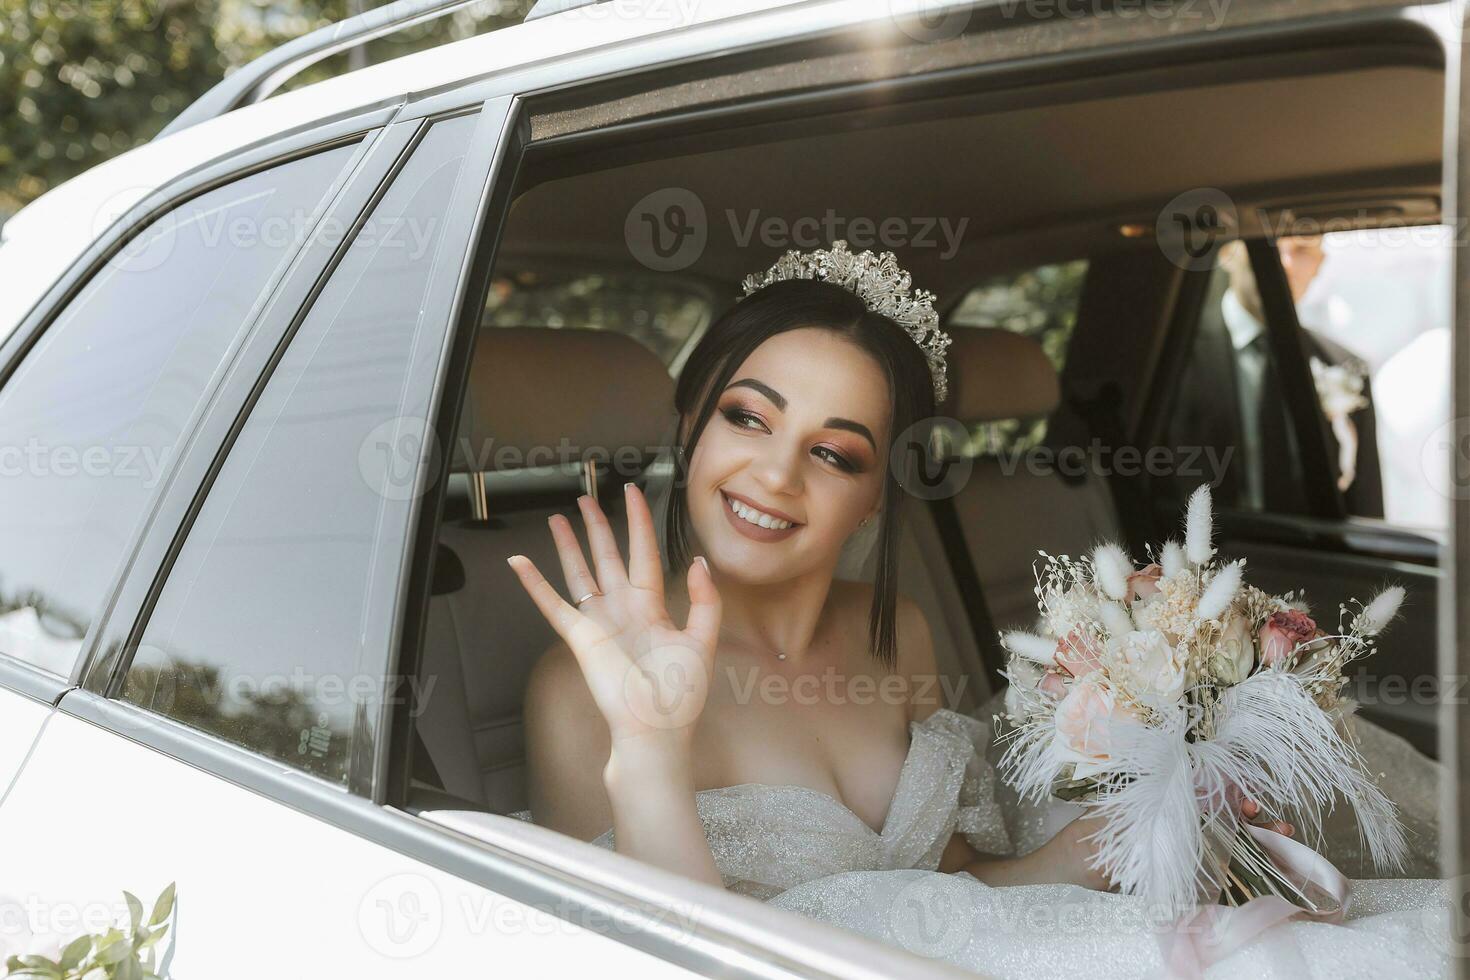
[{"xmin": 591, "ymin": 702, "xmax": 1451, "ymax": 978}]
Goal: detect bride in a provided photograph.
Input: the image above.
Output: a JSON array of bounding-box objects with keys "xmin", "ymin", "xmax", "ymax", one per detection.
[{"xmin": 506, "ymin": 243, "xmax": 1450, "ymax": 977}]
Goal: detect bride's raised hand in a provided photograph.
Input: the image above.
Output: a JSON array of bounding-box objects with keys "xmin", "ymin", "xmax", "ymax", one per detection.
[{"xmin": 507, "ymin": 482, "xmax": 721, "ymax": 750}]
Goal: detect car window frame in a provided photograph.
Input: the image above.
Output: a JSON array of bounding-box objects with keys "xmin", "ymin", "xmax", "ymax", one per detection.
[
  {"xmin": 0, "ymin": 104, "xmax": 400, "ymax": 701},
  {"xmin": 74, "ymin": 101, "xmax": 508, "ymax": 796}
]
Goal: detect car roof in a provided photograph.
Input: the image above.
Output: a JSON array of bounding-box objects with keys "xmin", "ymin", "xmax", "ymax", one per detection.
[{"xmin": 0, "ymin": 0, "xmax": 876, "ymax": 337}]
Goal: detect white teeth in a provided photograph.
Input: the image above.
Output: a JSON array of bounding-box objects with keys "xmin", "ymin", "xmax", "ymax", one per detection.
[{"xmin": 727, "ymin": 494, "xmax": 792, "ymax": 530}]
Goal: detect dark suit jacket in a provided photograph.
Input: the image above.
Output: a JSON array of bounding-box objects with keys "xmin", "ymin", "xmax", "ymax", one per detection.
[{"xmin": 1169, "ymin": 307, "xmax": 1383, "ymax": 517}]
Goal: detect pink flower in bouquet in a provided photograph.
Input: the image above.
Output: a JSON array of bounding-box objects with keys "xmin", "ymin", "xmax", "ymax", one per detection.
[
  {"xmin": 1038, "ymin": 669, "xmax": 1068, "ymax": 699},
  {"xmin": 1126, "ymin": 563, "xmax": 1163, "ymax": 605},
  {"xmin": 1053, "ymin": 676, "xmax": 1119, "ymax": 777},
  {"xmin": 1055, "ymin": 628, "xmax": 1103, "ymax": 678},
  {"xmin": 1258, "ymin": 609, "xmax": 1320, "ymax": 667}
]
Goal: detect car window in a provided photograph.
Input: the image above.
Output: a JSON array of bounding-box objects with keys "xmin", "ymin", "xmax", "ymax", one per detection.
[
  {"xmin": 1285, "ymin": 228, "xmax": 1452, "ymax": 530},
  {"xmin": 122, "ymin": 116, "xmax": 477, "ymax": 786},
  {"xmin": 0, "ymin": 145, "xmax": 358, "ymax": 678},
  {"xmin": 1162, "ymin": 233, "xmax": 1452, "ymax": 528},
  {"xmin": 947, "ymin": 259, "xmax": 1087, "ymax": 452},
  {"xmin": 482, "ymin": 268, "xmax": 711, "ymax": 366}
]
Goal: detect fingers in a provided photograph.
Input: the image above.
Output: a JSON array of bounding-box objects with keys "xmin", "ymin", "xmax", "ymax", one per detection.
[
  {"xmin": 682, "ymin": 556, "xmax": 722, "ymax": 651},
  {"xmin": 623, "ymin": 482, "xmax": 663, "ymax": 595},
  {"xmin": 506, "ymin": 554, "xmax": 582, "ymax": 640},
  {"xmin": 507, "ymin": 554, "xmax": 621, "ymax": 672},
  {"xmin": 578, "ymin": 494, "xmax": 629, "ymax": 591},
  {"xmin": 548, "ymin": 514, "xmax": 599, "ymax": 602},
  {"xmin": 1240, "ymin": 797, "xmax": 1293, "ymax": 837}
]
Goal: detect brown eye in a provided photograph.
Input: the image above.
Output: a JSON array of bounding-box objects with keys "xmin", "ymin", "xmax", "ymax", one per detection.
[
  {"xmin": 722, "ymin": 407, "xmax": 768, "ymax": 432},
  {"xmin": 813, "ymin": 445, "xmax": 856, "ymax": 472}
]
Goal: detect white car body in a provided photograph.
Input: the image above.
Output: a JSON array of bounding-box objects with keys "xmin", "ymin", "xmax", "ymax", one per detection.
[{"xmin": 0, "ymin": 0, "xmax": 1460, "ymax": 976}]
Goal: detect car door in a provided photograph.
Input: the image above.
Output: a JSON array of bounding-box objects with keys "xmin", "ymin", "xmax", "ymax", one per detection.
[{"xmin": 0, "ymin": 97, "xmax": 695, "ymax": 977}]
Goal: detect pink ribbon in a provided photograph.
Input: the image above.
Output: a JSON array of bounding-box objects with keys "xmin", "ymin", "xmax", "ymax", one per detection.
[{"xmin": 1158, "ymin": 826, "xmax": 1351, "ymax": 978}]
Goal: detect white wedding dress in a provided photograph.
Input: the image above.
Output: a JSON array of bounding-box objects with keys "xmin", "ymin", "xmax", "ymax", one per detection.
[{"xmin": 591, "ymin": 697, "xmax": 1451, "ymax": 979}]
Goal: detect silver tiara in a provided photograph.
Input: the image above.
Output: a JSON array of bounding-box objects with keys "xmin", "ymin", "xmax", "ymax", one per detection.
[{"xmin": 740, "ymin": 241, "xmax": 951, "ymax": 401}]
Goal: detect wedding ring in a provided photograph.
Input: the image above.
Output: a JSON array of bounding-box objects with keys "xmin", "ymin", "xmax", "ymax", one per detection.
[{"xmin": 574, "ymin": 590, "xmax": 603, "ymax": 607}]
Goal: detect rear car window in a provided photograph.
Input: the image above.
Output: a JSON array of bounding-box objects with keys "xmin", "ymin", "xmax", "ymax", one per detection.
[
  {"xmin": 482, "ymin": 268, "xmax": 712, "ymax": 366},
  {"xmin": 948, "ymin": 259, "xmax": 1088, "ymax": 452}
]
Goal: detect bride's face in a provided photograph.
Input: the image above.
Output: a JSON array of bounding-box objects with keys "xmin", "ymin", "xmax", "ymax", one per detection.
[{"xmin": 684, "ymin": 327, "xmax": 892, "ymax": 586}]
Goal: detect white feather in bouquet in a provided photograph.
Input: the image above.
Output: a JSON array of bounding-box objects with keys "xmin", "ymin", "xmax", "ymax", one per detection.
[{"xmin": 997, "ymin": 484, "xmax": 1408, "ymax": 914}]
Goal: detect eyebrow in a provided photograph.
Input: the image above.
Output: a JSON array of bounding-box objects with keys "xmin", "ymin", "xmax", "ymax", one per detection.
[
  {"xmin": 726, "ymin": 378, "xmax": 786, "ymax": 410},
  {"xmin": 823, "ymin": 417, "xmax": 877, "ymax": 451}
]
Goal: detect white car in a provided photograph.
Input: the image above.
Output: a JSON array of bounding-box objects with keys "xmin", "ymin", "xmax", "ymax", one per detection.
[{"xmin": 0, "ymin": 0, "xmax": 1462, "ymax": 975}]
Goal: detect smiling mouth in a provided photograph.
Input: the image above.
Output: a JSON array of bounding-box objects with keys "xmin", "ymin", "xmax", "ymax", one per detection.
[{"xmin": 720, "ymin": 490, "xmax": 802, "ymax": 540}]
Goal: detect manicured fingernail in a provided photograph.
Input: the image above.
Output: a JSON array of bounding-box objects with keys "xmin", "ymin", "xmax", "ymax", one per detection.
[
  {"xmin": 695, "ymin": 556, "xmax": 709, "ymax": 573},
  {"xmin": 506, "ymin": 555, "xmax": 522, "ymax": 566},
  {"xmin": 625, "ymin": 481, "xmax": 636, "ymax": 491}
]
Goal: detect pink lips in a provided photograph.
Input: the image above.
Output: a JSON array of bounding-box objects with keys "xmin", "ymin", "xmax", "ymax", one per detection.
[{"xmin": 720, "ymin": 490, "xmax": 801, "ymax": 543}]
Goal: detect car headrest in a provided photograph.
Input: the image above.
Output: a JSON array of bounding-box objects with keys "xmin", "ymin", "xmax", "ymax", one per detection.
[
  {"xmin": 456, "ymin": 328, "xmax": 676, "ymax": 473},
  {"xmin": 943, "ymin": 327, "xmax": 1061, "ymax": 424}
]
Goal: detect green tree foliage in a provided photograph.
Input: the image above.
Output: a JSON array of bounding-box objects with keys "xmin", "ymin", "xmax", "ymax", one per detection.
[{"xmin": 0, "ymin": 0, "xmax": 532, "ymax": 216}]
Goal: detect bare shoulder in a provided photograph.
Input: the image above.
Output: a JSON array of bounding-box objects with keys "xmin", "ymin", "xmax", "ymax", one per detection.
[
  {"xmin": 523, "ymin": 641, "xmax": 612, "ymax": 839},
  {"xmin": 525, "ymin": 641, "xmax": 605, "ymax": 746}
]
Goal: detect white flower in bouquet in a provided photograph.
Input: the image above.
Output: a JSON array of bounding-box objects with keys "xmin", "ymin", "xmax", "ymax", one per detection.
[
  {"xmin": 1209, "ymin": 612, "xmax": 1256, "ymax": 686},
  {"xmin": 1106, "ymin": 629, "xmax": 1188, "ymax": 710}
]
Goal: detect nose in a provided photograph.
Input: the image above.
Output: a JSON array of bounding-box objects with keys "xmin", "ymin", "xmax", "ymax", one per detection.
[{"xmin": 748, "ymin": 435, "xmax": 804, "ymax": 498}]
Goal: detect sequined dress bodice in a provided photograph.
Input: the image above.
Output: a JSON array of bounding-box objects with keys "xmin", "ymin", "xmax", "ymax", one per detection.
[{"xmin": 591, "ymin": 709, "xmax": 1015, "ymax": 899}]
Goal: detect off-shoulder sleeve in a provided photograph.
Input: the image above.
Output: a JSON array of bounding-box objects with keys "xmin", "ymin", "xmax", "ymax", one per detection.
[{"xmin": 914, "ymin": 710, "xmax": 1015, "ymax": 857}]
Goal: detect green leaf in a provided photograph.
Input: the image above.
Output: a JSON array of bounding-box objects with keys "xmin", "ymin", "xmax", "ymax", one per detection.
[
  {"xmin": 113, "ymin": 954, "xmax": 141, "ymax": 980},
  {"xmin": 123, "ymin": 892, "xmax": 143, "ymax": 934},
  {"xmin": 5, "ymin": 956, "xmax": 25, "ymax": 972},
  {"xmin": 79, "ymin": 968, "xmax": 107, "ymax": 980},
  {"xmin": 146, "ymin": 884, "xmax": 175, "ymax": 928},
  {"xmin": 16, "ymin": 955, "xmax": 61, "ymax": 972},
  {"xmin": 7, "ymin": 956, "xmax": 61, "ymax": 980},
  {"xmin": 95, "ymin": 938, "xmax": 131, "ymax": 966},
  {"xmin": 59, "ymin": 935, "xmax": 93, "ymax": 971},
  {"xmin": 137, "ymin": 924, "xmax": 167, "ymax": 949}
]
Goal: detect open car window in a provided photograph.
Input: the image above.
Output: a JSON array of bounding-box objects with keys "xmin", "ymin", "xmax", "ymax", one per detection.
[
  {"xmin": 947, "ymin": 259, "xmax": 1088, "ymax": 453},
  {"xmin": 483, "ymin": 267, "xmax": 714, "ymax": 366}
]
